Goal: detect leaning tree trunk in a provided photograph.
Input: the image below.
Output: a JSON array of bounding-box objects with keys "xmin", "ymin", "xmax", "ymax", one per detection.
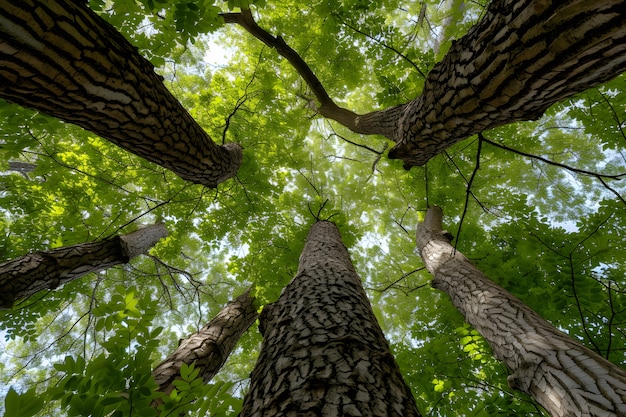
[
  {"xmin": 0, "ymin": 0, "xmax": 241, "ymax": 187},
  {"xmin": 0, "ymin": 223, "xmax": 167, "ymax": 309},
  {"xmin": 383, "ymin": 0, "xmax": 626, "ymax": 167},
  {"xmin": 416, "ymin": 207, "xmax": 626, "ymax": 417},
  {"xmin": 240, "ymin": 221, "xmax": 421, "ymax": 417},
  {"xmin": 152, "ymin": 287, "xmax": 258, "ymax": 403}
]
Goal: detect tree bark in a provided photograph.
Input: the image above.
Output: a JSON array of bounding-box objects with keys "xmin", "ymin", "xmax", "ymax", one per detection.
[
  {"xmin": 388, "ymin": 0, "xmax": 626, "ymax": 167},
  {"xmin": 0, "ymin": 224, "xmax": 167, "ymax": 309},
  {"xmin": 152, "ymin": 287, "xmax": 258, "ymax": 399},
  {"xmin": 0, "ymin": 0, "xmax": 242, "ymax": 187},
  {"xmin": 240, "ymin": 221, "xmax": 421, "ymax": 417},
  {"xmin": 416, "ymin": 207, "xmax": 626, "ymax": 417}
]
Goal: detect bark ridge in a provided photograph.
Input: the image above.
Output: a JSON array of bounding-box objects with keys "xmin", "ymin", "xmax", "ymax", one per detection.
[
  {"xmin": 0, "ymin": 1, "xmax": 241, "ymax": 186},
  {"xmin": 240, "ymin": 221, "xmax": 421, "ymax": 417},
  {"xmin": 0, "ymin": 224, "xmax": 167, "ymax": 309},
  {"xmin": 417, "ymin": 207, "xmax": 626, "ymax": 417}
]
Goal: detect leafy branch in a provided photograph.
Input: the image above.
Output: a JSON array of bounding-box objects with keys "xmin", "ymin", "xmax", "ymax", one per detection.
[{"xmin": 221, "ymin": 9, "xmax": 402, "ymax": 138}]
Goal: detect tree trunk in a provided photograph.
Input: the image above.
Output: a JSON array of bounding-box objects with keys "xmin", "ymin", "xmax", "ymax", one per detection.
[
  {"xmin": 240, "ymin": 221, "xmax": 421, "ymax": 417},
  {"xmin": 0, "ymin": 223, "xmax": 167, "ymax": 309},
  {"xmin": 152, "ymin": 287, "xmax": 258, "ymax": 399},
  {"xmin": 384, "ymin": 0, "xmax": 626, "ymax": 167},
  {"xmin": 416, "ymin": 207, "xmax": 626, "ymax": 417},
  {"xmin": 0, "ymin": 0, "xmax": 242, "ymax": 187}
]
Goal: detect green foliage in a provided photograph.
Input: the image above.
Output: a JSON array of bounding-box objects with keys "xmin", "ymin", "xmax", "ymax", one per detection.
[
  {"xmin": 158, "ymin": 365, "xmax": 241, "ymax": 416},
  {"xmin": 1, "ymin": 1, "xmax": 625, "ymax": 416},
  {"xmin": 42, "ymin": 287, "xmax": 160, "ymax": 417},
  {"xmin": 3, "ymin": 388, "xmax": 44, "ymax": 417}
]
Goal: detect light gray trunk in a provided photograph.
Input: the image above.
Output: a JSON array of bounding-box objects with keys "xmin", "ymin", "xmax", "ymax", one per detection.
[
  {"xmin": 240, "ymin": 221, "xmax": 421, "ymax": 416},
  {"xmin": 416, "ymin": 207, "xmax": 626, "ymax": 417}
]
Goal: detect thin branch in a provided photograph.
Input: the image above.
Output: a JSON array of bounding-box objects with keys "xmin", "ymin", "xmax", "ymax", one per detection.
[
  {"xmin": 456, "ymin": 133, "xmax": 484, "ymax": 247},
  {"xmin": 596, "ymin": 89, "xmax": 626, "ymax": 143},
  {"xmin": 332, "ymin": 13, "xmax": 427, "ymax": 79},
  {"xmin": 328, "ymin": 132, "xmax": 384, "ymax": 155},
  {"xmin": 568, "ymin": 253, "xmax": 602, "ymax": 354},
  {"xmin": 443, "ymin": 150, "xmax": 491, "ymax": 214},
  {"xmin": 481, "ymin": 136, "xmax": 626, "ymax": 180},
  {"xmin": 372, "ymin": 267, "xmax": 425, "ymax": 292},
  {"xmin": 221, "ymin": 9, "xmax": 399, "ymax": 137}
]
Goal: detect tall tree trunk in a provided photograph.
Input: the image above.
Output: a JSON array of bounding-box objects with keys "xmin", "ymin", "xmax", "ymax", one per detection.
[
  {"xmin": 416, "ymin": 207, "xmax": 626, "ymax": 417},
  {"xmin": 226, "ymin": 1, "xmax": 626, "ymax": 167},
  {"xmin": 152, "ymin": 287, "xmax": 258, "ymax": 400},
  {"xmin": 240, "ymin": 221, "xmax": 421, "ymax": 417},
  {"xmin": 388, "ymin": 0, "xmax": 626, "ymax": 167},
  {"xmin": 0, "ymin": 1, "xmax": 242, "ymax": 187},
  {"xmin": 0, "ymin": 224, "xmax": 167, "ymax": 309}
]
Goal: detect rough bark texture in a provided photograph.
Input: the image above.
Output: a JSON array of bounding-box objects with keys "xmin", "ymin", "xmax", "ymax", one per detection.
[
  {"xmin": 240, "ymin": 221, "xmax": 421, "ymax": 417},
  {"xmin": 0, "ymin": 0, "xmax": 242, "ymax": 187},
  {"xmin": 0, "ymin": 224, "xmax": 167, "ymax": 309},
  {"xmin": 416, "ymin": 207, "xmax": 626, "ymax": 417},
  {"xmin": 387, "ymin": 0, "xmax": 626, "ymax": 167},
  {"xmin": 152, "ymin": 288, "xmax": 258, "ymax": 397}
]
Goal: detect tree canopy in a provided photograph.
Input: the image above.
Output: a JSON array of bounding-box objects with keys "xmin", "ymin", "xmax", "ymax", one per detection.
[{"xmin": 1, "ymin": 1, "xmax": 625, "ymax": 416}]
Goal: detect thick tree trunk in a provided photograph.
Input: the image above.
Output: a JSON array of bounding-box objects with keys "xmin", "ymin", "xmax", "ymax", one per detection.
[
  {"xmin": 416, "ymin": 207, "xmax": 626, "ymax": 417},
  {"xmin": 152, "ymin": 288, "xmax": 258, "ymax": 398},
  {"xmin": 0, "ymin": 0, "xmax": 242, "ymax": 187},
  {"xmin": 240, "ymin": 221, "xmax": 421, "ymax": 417},
  {"xmin": 385, "ymin": 0, "xmax": 626, "ymax": 167},
  {"xmin": 0, "ymin": 224, "xmax": 167, "ymax": 309}
]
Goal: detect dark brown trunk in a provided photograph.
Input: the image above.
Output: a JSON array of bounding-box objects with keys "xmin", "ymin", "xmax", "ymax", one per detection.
[
  {"xmin": 416, "ymin": 207, "xmax": 626, "ymax": 417},
  {"xmin": 240, "ymin": 221, "xmax": 421, "ymax": 417},
  {"xmin": 0, "ymin": 0, "xmax": 241, "ymax": 187},
  {"xmin": 0, "ymin": 224, "xmax": 167, "ymax": 309}
]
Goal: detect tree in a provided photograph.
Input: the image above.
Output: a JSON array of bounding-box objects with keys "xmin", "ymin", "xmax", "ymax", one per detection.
[
  {"xmin": 240, "ymin": 221, "xmax": 420, "ymax": 416},
  {"xmin": 0, "ymin": 223, "xmax": 167, "ymax": 309},
  {"xmin": 152, "ymin": 287, "xmax": 257, "ymax": 399},
  {"xmin": 1, "ymin": 0, "xmax": 625, "ymax": 416},
  {"xmin": 0, "ymin": 0, "xmax": 242, "ymax": 187},
  {"xmin": 224, "ymin": 1, "xmax": 626, "ymax": 167},
  {"xmin": 416, "ymin": 206, "xmax": 626, "ymax": 417}
]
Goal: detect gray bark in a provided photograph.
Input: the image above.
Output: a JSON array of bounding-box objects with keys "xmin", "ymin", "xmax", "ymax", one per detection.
[
  {"xmin": 389, "ymin": 0, "xmax": 626, "ymax": 167},
  {"xmin": 416, "ymin": 207, "xmax": 626, "ymax": 417},
  {"xmin": 0, "ymin": 0, "xmax": 241, "ymax": 187},
  {"xmin": 152, "ymin": 288, "xmax": 258, "ymax": 398},
  {"xmin": 0, "ymin": 224, "xmax": 167, "ymax": 309},
  {"xmin": 240, "ymin": 221, "xmax": 421, "ymax": 416}
]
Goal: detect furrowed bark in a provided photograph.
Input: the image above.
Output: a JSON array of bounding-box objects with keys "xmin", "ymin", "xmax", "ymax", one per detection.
[
  {"xmin": 0, "ymin": 0, "xmax": 242, "ymax": 187},
  {"xmin": 240, "ymin": 221, "xmax": 421, "ymax": 417},
  {"xmin": 389, "ymin": 0, "xmax": 626, "ymax": 167},
  {"xmin": 416, "ymin": 207, "xmax": 626, "ymax": 417},
  {"xmin": 0, "ymin": 224, "xmax": 167, "ymax": 309},
  {"xmin": 152, "ymin": 288, "xmax": 258, "ymax": 400}
]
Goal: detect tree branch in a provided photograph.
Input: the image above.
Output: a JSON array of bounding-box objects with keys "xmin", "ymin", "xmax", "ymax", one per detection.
[{"xmin": 221, "ymin": 9, "xmax": 403, "ymax": 138}]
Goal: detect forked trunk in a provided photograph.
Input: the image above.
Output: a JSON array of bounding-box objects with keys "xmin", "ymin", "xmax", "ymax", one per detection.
[{"xmin": 388, "ymin": 0, "xmax": 626, "ymax": 167}]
